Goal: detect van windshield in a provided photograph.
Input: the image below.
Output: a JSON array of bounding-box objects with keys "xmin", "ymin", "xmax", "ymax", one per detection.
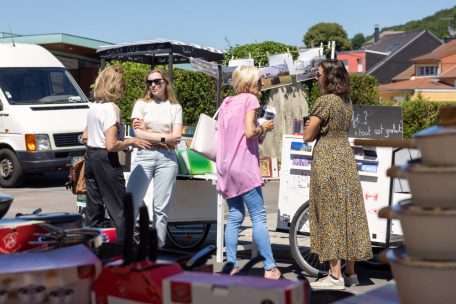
[{"xmin": 0, "ymin": 67, "xmax": 88, "ymax": 105}]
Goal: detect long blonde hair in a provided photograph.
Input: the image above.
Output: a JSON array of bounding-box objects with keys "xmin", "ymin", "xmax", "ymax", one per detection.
[
  {"xmin": 141, "ymin": 69, "xmax": 179, "ymax": 104},
  {"xmin": 93, "ymin": 65, "xmax": 126, "ymax": 103}
]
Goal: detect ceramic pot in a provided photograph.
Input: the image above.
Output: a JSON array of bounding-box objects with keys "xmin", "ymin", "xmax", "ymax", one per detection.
[
  {"xmin": 413, "ymin": 125, "xmax": 456, "ymax": 166},
  {"xmin": 387, "ymin": 161, "xmax": 456, "ymax": 208},
  {"xmin": 379, "ymin": 199, "xmax": 456, "ymax": 260},
  {"xmin": 387, "ymin": 248, "xmax": 456, "ymax": 304}
]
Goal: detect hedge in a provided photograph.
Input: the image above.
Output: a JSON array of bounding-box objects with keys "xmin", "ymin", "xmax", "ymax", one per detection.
[
  {"xmin": 303, "ymin": 74, "xmax": 380, "ymax": 110},
  {"xmin": 391, "ymin": 99, "xmax": 456, "ymax": 138},
  {"xmin": 111, "ymin": 61, "xmax": 228, "ymax": 126}
]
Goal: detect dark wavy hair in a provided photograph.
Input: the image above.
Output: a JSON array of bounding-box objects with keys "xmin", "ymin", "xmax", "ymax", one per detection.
[{"xmin": 319, "ymin": 60, "xmax": 350, "ymax": 98}]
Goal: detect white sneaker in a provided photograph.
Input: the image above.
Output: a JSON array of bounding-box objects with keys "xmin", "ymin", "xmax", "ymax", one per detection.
[
  {"xmin": 343, "ymin": 272, "xmax": 359, "ymax": 287},
  {"xmin": 310, "ymin": 275, "xmax": 345, "ymax": 290}
]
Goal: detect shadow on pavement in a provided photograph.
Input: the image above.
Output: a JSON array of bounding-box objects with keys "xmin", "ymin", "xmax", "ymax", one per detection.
[{"xmin": 22, "ymin": 171, "xmax": 69, "ymax": 189}]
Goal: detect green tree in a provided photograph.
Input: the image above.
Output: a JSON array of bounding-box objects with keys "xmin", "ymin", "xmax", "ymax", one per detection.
[
  {"xmin": 224, "ymin": 41, "xmax": 298, "ymax": 67},
  {"xmin": 303, "ymin": 22, "xmax": 352, "ymax": 51},
  {"xmin": 351, "ymin": 33, "xmax": 366, "ymax": 50},
  {"xmin": 172, "ymin": 69, "xmax": 218, "ymax": 125},
  {"xmin": 118, "ymin": 61, "xmax": 149, "ymax": 123},
  {"xmin": 350, "ymin": 74, "xmax": 379, "ymax": 105},
  {"xmin": 304, "ymin": 74, "xmax": 379, "ymax": 111}
]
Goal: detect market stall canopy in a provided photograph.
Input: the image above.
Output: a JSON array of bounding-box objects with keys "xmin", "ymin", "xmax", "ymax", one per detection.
[
  {"xmin": 96, "ymin": 38, "xmax": 226, "ymax": 106},
  {"xmin": 96, "ymin": 38, "xmax": 225, "ymax": 65}
]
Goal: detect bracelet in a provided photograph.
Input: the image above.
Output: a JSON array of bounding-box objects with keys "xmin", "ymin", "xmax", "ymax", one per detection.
[
  {"xmin": 128, "ymin": 138, "xmax": 135, "ymax": 151},
  {"xmin": 258, "ymin": 125, "xmax": 265, "ymax": 135}
]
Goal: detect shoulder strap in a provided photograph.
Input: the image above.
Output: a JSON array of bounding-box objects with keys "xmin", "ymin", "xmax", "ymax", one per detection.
[{"xmin": 212, "ymin": 107, "xmax": 221, "ymax": 120}]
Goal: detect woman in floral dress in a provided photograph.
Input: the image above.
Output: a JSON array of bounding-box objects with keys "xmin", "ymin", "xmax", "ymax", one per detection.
[{"xmin": 303, "ymin": 60, "xmax": 372, "ymax": 290}]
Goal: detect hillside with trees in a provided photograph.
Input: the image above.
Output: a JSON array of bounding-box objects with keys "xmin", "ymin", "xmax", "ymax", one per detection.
[{"xmin": 380, "ymin": 5, "xmax": 456, "ymax": 39}]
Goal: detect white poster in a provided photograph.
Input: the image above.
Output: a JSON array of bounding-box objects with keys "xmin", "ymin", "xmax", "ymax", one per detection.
[
  {"xmin": 228, "ymin": 58, "xmax": 254, "ymax": 67},
  {"xmin": 260, "ymin": 63, "xmax": 292, "ymax": 90},
  {"xmin": 268, "ymin": 53, "xmax": 295, "ymax": 75},
  {"xmin": 294, "ymin": 47, "xmax": 324, "ymax": 82}
]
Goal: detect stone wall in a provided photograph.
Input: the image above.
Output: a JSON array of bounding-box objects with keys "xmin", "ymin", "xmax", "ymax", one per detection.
[{"xmin": 260, "ymin": 79, "xmax": 309, "ymax": 161}]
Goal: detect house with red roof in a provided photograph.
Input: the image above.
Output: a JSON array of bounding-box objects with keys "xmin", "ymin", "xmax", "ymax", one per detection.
[
  {"xmin": 337, "ymin": 27, "xmax": 442, "ymax": 84},
  {"xmin": 378, "ymin": 38, "xmax": 456, "ymax": 102}
]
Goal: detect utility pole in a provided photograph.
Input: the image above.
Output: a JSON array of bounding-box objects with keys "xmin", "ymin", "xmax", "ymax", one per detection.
[{"xmin": 441, "ymin": 17, "xmax": 455, "ymax": 37}]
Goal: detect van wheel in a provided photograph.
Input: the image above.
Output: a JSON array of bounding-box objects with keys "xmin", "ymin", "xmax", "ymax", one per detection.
[{"xmin": 0, "ymin": 149, "xmax": 25, "ymax": 187}]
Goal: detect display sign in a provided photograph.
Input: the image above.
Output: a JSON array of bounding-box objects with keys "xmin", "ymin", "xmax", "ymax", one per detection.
[
  {"xmin": 222, "ymin": 66, "xmax": 235, "ymax": 85},
  {"xmin": 349, "ymin": 105, "xmax": 403, "ymax": 139},
  {"xmin": 190, "ymin": 58, "xmax": 219, "ymax": 78}
]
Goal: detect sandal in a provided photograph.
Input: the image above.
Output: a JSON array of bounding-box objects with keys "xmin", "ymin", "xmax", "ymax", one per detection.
[
  {"xmin": 264, "ymin": 267, "xmax": 282, "ymax": 280},
  {"xmin": 229, "ymin": 267, "xmax": 240, "ymax": 275}
]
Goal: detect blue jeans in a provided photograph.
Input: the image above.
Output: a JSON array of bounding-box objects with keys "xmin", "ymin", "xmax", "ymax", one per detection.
[
  {"xmin": 126, "ymin": 148, "xmax": 178, "ymax": 247},
  {"xmin": 225, "ymin": 187, "xmax": 276, "ymax": 270}
]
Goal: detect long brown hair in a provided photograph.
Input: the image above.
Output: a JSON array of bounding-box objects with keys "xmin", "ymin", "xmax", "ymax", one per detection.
[
  {"xmin": 140, "ymin": 69, "xmax": 178, "ymax": 104},
  {"xmin": 319, "ymin": 60, "xmax": 350, "ymax": 98}
]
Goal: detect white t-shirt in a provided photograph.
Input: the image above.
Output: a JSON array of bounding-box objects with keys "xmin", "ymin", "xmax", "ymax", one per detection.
[
  {"xmin": 131, "ymin": 99, "xmax": 182, "ymax": 133},
  {"xmin": 86, "ymin": 102, "xmax": 125, "ymax": 148}
]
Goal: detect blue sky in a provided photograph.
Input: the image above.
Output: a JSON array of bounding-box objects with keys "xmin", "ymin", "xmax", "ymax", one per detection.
[{"xmin": 2, "ymin": 0, "xmax": 455, "ymax": 50}]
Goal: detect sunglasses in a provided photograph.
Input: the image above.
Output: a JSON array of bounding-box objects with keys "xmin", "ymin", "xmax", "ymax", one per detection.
[{"xmin": 146, "ymin": 79, "xmax": 164, "ymax": 86}]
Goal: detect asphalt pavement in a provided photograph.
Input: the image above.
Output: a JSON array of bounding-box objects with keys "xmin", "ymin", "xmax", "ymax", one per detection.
[{"xmin": 3, "ymin": 172, "xmax": 393, "ymax": 297}]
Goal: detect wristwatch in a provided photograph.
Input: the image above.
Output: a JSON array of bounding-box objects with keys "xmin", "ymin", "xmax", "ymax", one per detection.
[{"xmin": 160, "ymin": 137, "xmax": 166, "ymax": 143}]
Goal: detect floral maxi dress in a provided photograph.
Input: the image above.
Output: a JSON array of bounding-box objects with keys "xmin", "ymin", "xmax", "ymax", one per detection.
[{"xmin": 309, "ymin": 94, "xmax": 372, "ymax": 262}]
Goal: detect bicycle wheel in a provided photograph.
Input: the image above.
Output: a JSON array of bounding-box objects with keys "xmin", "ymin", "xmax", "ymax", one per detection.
[
  {"xmin": 289, "ymin": 201, "xmax": 331, "ymax": 277},
  {"xmin": 360, "ymin": 246, "xmax": 391, "ymax": 270},
  {"xmin": 166, "ymin": 223, "xmax": 211, "ymax": 250}
]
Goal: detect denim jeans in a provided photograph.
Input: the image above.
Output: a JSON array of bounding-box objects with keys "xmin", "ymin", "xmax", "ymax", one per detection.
[
  {"xmin": 126, "ymin": 148, "xmax": 178, "ymax": 247},
  {"xmin": 225, "ymin": 187, "xmax": 277, "ymax": 270}
]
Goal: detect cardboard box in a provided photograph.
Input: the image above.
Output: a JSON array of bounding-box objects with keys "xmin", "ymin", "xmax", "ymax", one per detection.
[
  {"xmin": 163, "ymin": 272, "xmax": 310, "ymax": 304},
  {"xmin": 0, "ymin": 244, "xmax": 101, "ymax": 303},
  {"xmin": 0, "ymin": 219, "xmax": 46, "ymax": 254}
]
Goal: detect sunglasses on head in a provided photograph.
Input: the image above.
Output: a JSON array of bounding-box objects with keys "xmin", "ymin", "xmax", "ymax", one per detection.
[{"xmin": 146, "ymin": 79, "xmax": 164, "ymax": 86}]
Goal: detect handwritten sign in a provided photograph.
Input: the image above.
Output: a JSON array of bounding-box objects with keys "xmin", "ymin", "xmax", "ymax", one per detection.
[{"xmin": 349, "ymin": 105, "xmax": 403, "ymax": 139}]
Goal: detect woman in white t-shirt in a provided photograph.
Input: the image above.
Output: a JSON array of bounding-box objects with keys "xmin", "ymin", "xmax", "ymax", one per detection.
[
  {"xmin": 84, "ymin": 65, "xmax": 151, "ymax": 243},
  {"xmin": 126, "ymin": 69, "xmax": 182, "ymax": 247}
]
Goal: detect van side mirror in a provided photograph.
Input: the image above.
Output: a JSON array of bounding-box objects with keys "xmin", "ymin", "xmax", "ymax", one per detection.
[
  {"xmin": 88, "ymin": 90, "xmax": 95, "ymax": 102},
  {"xmin": 0, "ymin": 101, "xmax": 3, "ymax": 111}
]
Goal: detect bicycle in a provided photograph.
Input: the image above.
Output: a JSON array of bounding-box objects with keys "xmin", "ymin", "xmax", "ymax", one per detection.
[
  {"xmin": 288, "ymin": 146, "xmax": 414, "ymax": 277},
  {"xmin": 76, "ymin": 196, "xmax": 210, "ymax": 250},
  {"xmin": 289, "ymin": 201, "xmax": 397, "ymax": 277}
]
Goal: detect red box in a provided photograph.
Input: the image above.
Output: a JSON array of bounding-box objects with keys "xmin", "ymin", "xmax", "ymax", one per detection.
[
  {"xmin": 0, "ymin": 219, "xmax": 46, "ymax": 254},
  {"xmin": 92, "ymin": 260, "xmax": 182, "ymax": 303},
  {"xmin": 100, "ymin": 227, "xmax": 117, "ymax": 243}
]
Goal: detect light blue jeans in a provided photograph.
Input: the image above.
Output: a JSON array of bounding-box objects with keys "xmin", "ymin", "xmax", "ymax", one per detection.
[
  {"xmin": 225, "ymin": 187, "xmax": 277, "ymax": 270},
  {"xmin": 126, "ymin": 148, "xmax": 178, "ymax": 247}
]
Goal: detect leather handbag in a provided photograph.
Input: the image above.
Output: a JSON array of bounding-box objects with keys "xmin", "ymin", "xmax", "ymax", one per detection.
[
  {"xmin": 190, "ymin": 108, "xmax": 220, "ymax": 161},
  {"xmin": 69, "ymin": 159, "xmax": 86, "ymax": 195}
]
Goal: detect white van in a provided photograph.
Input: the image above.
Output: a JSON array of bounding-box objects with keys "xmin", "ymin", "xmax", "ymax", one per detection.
[{"xmin": 0, "ymin": 43, "xmax": 89, "ymax": 187}]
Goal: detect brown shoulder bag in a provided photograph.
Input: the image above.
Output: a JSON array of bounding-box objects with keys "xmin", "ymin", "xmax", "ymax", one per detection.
[{"xmin": 69, "ymin": 159, "xmax": 86, "ymax": 195}]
